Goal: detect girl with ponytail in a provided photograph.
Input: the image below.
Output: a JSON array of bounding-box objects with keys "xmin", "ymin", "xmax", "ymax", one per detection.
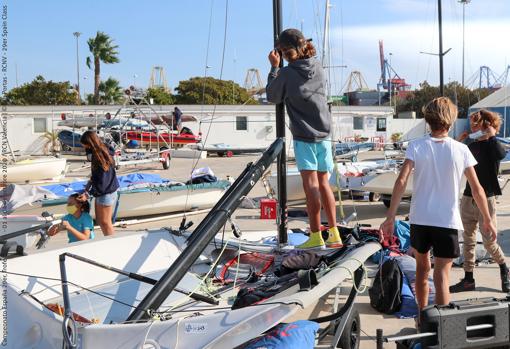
[{"xmin": 80, "ymin": 130, "xmax": 119, "ymax": 236}]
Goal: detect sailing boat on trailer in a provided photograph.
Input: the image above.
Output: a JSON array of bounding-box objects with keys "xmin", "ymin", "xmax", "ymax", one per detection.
[{"xmin": 5, "ymin": 2, "xmax": 381, "ymax": 348}]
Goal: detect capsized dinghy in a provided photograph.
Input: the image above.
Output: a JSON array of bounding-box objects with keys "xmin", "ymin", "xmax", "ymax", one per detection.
[{"xmin": 5, "ymin": 139, "xmax": 381, "ymax": 349}]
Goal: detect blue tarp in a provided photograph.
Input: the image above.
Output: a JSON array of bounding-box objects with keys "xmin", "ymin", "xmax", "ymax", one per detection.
[
  {"xmin": 244, "ymin": 320, "xmax": 319, "ymax": 349},
  {"xmin": 41, "ymin": 173, "xmax": 172, "ymax": 198},
  {"xmin": 371, "ymin": 220, "xmax": 411, "ymax": 263}
]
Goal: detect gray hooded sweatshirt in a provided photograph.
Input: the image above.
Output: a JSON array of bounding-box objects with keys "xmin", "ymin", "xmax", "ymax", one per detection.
[{"xmin": 266, "ymin": 57, "xmax": 331, "ymax": 142}]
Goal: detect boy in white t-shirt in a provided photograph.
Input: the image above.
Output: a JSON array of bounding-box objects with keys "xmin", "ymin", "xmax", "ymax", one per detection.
[{"xmin": 379, "ymin": 97, "xmax": 497, "ymax": 312}]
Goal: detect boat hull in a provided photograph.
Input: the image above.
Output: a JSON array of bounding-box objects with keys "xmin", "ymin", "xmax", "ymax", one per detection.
[
  {"xmin": 5, "ymin": 227, "xmax": 380, "ymax": 349},
  {"xmin": 38, "ymin": 185, "xmax": 226, "ymax": 219},
  {"xmin": 124, "ymin": 131, "xmax": 200, "ymax": 146},
  {"xmin": 6, "ymin": 158, "xmax": 67, "ymax": 184}
]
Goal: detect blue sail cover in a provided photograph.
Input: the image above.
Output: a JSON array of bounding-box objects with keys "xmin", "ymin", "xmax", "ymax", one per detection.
[{"xmin": 41, "ymin": 173, "xmax": 174, "ymax": 198}]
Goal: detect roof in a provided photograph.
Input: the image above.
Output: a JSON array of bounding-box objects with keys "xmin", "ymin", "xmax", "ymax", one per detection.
[{"xmin": 471, "ymin": 85, "xmax": 510, "ymax": 109}]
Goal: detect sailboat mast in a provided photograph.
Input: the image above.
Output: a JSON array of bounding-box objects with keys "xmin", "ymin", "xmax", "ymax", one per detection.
[
  {"xmin": 272, "ymin": 0, "xmax": 288, "ymax": 245},
  {"xmin": 321, "ymin": 0, "xmax": 331, "ymax": 98},
  {"xmin": 438, "ymin": 0, "xmax": 445, "ymax": 96}
]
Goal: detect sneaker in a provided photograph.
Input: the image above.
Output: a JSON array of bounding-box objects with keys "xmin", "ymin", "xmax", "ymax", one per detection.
[
  {"xmin": 501, "ymin": 270, "xmax": 510, "ymax": 293},
  {"xmin": 325, "ymin": 226, "xmax": 343, "ymax": 248},
  {"xmin": 449, "ymin": 278, "xmax": 475, "ymax": 293},
  {"xmin": 296, "ymin": 232, "xmax": 325, "ymax": 250}
]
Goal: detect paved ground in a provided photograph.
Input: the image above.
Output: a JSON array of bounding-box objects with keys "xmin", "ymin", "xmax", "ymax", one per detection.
[{"xmin": 32, "ymin": 150, "xmax": 510, "ymax": 348}]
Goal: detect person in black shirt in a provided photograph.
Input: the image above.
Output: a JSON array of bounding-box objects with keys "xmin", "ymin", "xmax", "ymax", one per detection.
[
  {"xmin": 79, "ymin": 131, "xmax": 119, "ymax": 236},
  {"xmin": 451, "ymin": 109, "xmax": 509, "ymax": 293},
  {"xmin": 173, "ymin": 107, "xmax": 182, "ymax": 131}
]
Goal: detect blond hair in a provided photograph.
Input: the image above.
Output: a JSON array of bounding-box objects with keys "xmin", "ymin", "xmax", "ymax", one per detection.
[
  {"xmin": 470, "ymin": 109, "xmax": 502, "ymax": 133},
  {"xmin": 422, "ymin": 97, "xmax": 458, "ymax": 132}
]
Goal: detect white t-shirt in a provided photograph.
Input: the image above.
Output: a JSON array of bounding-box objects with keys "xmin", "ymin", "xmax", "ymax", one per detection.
[{"xmin": 405, "ymin": 135, "xmax": 477, "ymax": 230}]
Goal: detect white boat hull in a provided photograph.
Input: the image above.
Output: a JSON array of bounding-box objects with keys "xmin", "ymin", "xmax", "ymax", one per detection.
[
  {"xmin": 0, "ymin": 215, "xmax": 50, "ymax": 248},
  {"xmin": 358, "ymin": 171, "xmax": 412, "ymax": 196},
  {"xmin": 267, "ymin": 161, "xmax": 394, "ymax": 201},
  {"xmin": 5, "ymin": 227, "xmax": 380, "ymax": 349},
  {"xmin": 37, "ymin": 186, "xmax": 226, "ymax": 219},
  {"xmin": 6, "ymin": 158, "xmax": 67, "ymax": 184},
  {"xmin": 111, "ymin": 187, "xmax": 225, "ymax": 218}
]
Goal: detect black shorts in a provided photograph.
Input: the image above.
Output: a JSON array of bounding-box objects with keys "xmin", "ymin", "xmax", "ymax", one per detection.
[{"xmin": 410, "ymin": 224, "xmax": 460, "ymax": 258}]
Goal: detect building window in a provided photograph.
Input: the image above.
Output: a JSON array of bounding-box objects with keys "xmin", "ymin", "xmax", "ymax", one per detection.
[
  {"xmin": 353, "ymin": 117, "xmax": 363, "ymax": 130},
  {"xmin": 33, "ymin": 118, "xmax": 47, "ymax": 133},
  {"xmin": 236, "ymin": 116, "xmax": 248, "ymax": 131},
  {"xmin": 377, "ymin": 118, "xmax": 387, "ymax": 132}
]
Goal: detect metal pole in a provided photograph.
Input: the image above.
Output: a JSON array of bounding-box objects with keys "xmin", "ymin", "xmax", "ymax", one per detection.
[
  {"xmin": 272, "ymin": 0, "xmax": 287, "ymax": 245},
  {"xmin": 73, "ymin": 32, "xmax": 81, "ymax": 102},
  {"xmin": 438, "ymin": 0, "xmax": 444, "ymax": 96},
  {"xmin": 461, "ymin": 1, "xmax": 466, "ymax": 87}
]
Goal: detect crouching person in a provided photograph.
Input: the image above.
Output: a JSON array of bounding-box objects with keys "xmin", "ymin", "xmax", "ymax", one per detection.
[{"xmin": 49, "ymin": 193, "xmax": 95, "ymax": 243}]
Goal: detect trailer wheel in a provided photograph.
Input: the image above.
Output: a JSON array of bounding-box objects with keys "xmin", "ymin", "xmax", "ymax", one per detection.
[
  {"xmin": 338, "ymin": 309, "xmax": 360, "ymax": 349},
  {"xmin": 382, "ymin": 198, "xmax": 391, "ymax": 208},
  {"xmin": 217, "ymin": 151, "xmax": 225, "ymax": 157},
  {"xmin": 368, "ymin": 192, "xmax": 380, "ymax": 202}
]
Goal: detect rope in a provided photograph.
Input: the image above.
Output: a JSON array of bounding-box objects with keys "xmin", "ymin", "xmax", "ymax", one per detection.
[
  {"xmin": 184, "ymin": 0, "xmax": 230, "ymax": 219},
  {"xmin": 158, "ymin": 231, "xmax": 234, "ymax": 316},
  {"xmin": 325, "ymin": 257, "xmax": 369, "ymax": 294}
]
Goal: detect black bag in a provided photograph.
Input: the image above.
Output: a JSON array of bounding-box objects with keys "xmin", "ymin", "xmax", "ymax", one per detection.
[{"xmin": 368, "ymin": 258, "xmax": 403, "ymax": 314}]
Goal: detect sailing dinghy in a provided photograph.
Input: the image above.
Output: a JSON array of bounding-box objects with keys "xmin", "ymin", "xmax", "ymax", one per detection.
[{"xmin": 5, "ymin": 139, "xmax": 381, "ymax": 349}]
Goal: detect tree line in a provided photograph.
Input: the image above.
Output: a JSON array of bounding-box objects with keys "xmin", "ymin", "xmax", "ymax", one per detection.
[{"xmin": 2, "ymin": 31, "xmax": 256, "ymax": 106}]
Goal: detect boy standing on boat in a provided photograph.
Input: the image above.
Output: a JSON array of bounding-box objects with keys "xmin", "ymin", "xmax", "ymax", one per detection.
[
  {"xmin": 266, "ymin": 28, "xmax": 342, "ymax": 250},
  {"xmin": 450, "ymin": 109, "xmax": 509, "ymax": 293},
  {"xmin": 379, "ymin": 97, "xmax": 497, "ymax": 310}
]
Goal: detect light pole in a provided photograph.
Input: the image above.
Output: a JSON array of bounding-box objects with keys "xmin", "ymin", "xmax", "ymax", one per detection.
[
  {"xmin": 389, "ymin": 52, "xmax": 393, "ymax": 109},
  {"xmin": 73, "ymin": 32, "xmax": 81, "ymax": 101},
  {"xmin": 459, "ymin": 0, "xmax": 471, "ymax": 87},
  {"xmin": 133, "ymin": 74, "xmax": 138, "ymax": 87},
  {"xmin": 83, "ymin": 76, "xmax": 87, "ymax": 102}
]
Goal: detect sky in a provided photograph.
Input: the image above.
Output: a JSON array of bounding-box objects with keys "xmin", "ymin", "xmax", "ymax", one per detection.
[{"xmin": 6, "ymin": 0, "xmax": 510, "ymax": 97}]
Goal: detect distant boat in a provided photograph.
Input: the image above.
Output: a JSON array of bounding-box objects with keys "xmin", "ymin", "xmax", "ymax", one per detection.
[
  {"xmin": 6, "ymin": 157, "xmax": 67, "ymax": 184},
  {"xmin": 58, "ymin": 130, "xmax": 83, "ymax": 150},
  {"xmin": 123, "ymin": 130, "xmax": 201, "ymax": 148},
  {"xmin": 266, "ymin": 160, "xmax": 397, "ymax": 201},
  {"xmin": 335, "ymin": 142, "xmax": 375, "ymax": 161}
]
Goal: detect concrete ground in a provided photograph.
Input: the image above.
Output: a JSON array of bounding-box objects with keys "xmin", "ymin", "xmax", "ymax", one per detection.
[{"xmin": 30, "ymin": 150, "xmax": 510, "ymax": 349}]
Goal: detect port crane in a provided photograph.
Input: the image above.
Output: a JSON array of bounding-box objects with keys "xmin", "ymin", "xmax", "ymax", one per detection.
[{"xmin": 377, "ymin": 40, "xmax": 411, "ymax": 98}]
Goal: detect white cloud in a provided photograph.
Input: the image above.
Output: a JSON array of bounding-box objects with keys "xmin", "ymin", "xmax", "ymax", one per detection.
[{"xmin": 329, "ymin": 19, "xmax": 510, "ymax": 91}]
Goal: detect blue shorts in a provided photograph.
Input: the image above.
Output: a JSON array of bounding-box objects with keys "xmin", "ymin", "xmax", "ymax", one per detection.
[
  {"xmin": 294, "ymin": 139, "xmax": 334, "ymax": 172},
  {"xmin": 95, "ymin": 191, "xmax": 118, "ymax": 207}
]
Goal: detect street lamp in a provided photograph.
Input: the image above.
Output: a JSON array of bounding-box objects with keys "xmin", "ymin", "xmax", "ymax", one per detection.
[
  {"xmin": 83, "ymin": 76, "xmax": 87, "ymax": 102},
  {"xmin": 389, "ymin": 53, "xmax": 393, "ymax": 109},
  {"xmin": 73, "ymin": 32, "xmax": 81, "ymax": 101},
  {"xmin": 133, "ymin": 74, "xmax": 138, "ymax": 87},
  {"xmin": 459, "ymin": 0, "xmax": 471, "ymax": 87}
]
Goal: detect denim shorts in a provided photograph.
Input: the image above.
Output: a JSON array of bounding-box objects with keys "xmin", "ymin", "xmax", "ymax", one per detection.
[
  {"xmin": 95, "ymin": 191, "xmax": 118, "ymax": 207},
  {"xmin": 293, "ymin": 139, "xmax": 334, "ymax": 172}
]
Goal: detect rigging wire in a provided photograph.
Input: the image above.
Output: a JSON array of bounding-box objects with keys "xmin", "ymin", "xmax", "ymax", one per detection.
[{"xmin": 183, "ymin": 0, "xmax": 229, "ymax": 219}]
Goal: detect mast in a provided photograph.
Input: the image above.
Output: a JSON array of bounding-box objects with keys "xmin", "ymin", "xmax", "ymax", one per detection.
[
  {"xmin": 438, "ymin": 0, "xmax": 444, "ymax": 96},
  {"xmin": 321, "ymin": 0, "xmax": 331, "ymax": 99},
  {"xmin": 272, "ymin": 0, "xmax": 288, "ymax": 245},
  {"xmin": 126, "ymin": 139, "xmax": 284, "ymax": 321}
]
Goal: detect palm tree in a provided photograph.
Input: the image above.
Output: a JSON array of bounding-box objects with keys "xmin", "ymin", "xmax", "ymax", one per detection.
[
  {"xmin": 98, "ymin": 77, "xmax": 124, "ymax": 104},
  {"xmin": 86, "ymin": 32, "xmax": 120, "ymax": 104}
]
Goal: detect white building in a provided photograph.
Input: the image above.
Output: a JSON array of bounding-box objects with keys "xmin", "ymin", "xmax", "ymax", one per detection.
[{"xmin": 4, "ymin": 104, "xmax": 426, "ymax": 154}]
